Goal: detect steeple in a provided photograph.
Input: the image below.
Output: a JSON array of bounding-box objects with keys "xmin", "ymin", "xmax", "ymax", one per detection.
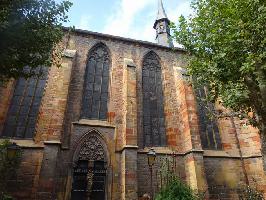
[
  {"xmin": 153, "ymin": 0, "xmax": 173, "ymax": 47},
  {"xmin": 156, "ymin": 0, "xmax": 168, "ymax": 20}
]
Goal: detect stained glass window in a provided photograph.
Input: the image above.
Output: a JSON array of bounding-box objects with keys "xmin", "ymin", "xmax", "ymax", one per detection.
[
  {"xmin": 81, "ymin": 44, "xmax": 110, "ymax": 120},
  {"xmin": 2, "ymin": 66, "xmax": 49, "ymax": 138},
  {"xmin": 142, "ymin": 51, "xmax": 166, "ymax": 146},
  {"xmin": 197, "ymin": 87, "xmax": 222, "ymax": 150}
]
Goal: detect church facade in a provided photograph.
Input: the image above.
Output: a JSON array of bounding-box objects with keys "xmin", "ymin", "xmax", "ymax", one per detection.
[{"xmin": 0, "ymin": 1, "xmax": 265, "ymax": 200}]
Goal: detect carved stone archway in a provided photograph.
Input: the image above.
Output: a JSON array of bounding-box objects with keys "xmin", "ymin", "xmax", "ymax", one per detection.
[
  {"xmin": 71, "ymin": 131, "xmax": 108, "ymax": 200},
  {"xmin": 78, "ymin": 134, "xmax": 107, "ymax": 161}
]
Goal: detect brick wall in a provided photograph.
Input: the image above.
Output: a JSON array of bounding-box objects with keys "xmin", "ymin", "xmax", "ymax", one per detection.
[
  {"xmin": 9, "ymin": 148, "xmax": 44, "ymax": 200},
  {"xmin": 35, "ymin": 54, "xmax": 75, "ymax": 142},
  {"xmin": 204, "ymin": 157, "xmax": 246, "ymax": 200},
  {"xmin": 0, "ymin": 30, "xmax": 265, "ymax": 200},
  {"xmin": 125, "ymin": 61, "xmax": 137, "ymax": 146},
  {"xmin": 137, "ymin": 149, "xmax": 186, "ymax": 198},
  {"xmin": 59, "ymin": 32, "xmax": 187, "ymax": 151},
  {"xmin": 0, "ymin": 80, "xmax": 15, "ymax": 134}
]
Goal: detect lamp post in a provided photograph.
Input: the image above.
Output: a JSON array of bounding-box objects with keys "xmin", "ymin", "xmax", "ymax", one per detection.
[
  {"xmin": 147, "ymin": 148, "xmax": 156, "ymax": 200},
  {"xmin": 7, "ymin": 143, "xmax": 21, "ymax": 160}
]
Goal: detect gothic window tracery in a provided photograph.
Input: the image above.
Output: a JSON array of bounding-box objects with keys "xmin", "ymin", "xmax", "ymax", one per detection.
[
  {"xmin": 2, "ymin": 66, "xmax": 49, "ymax": 138},
  {"xmin": 142, "ymin": 51, "xmax": 166, "ymax": 147},
  {"xmin": 197, "ymin": 87, "xmax": 222, "ymax": 150},
  {"xmin": 78, "ymin": 135, "xmax": 106, "ymax": 161},
  {"xmin": 71, "ymin": 134, "xmax": 107, "ymax": 200},
  {"xmin": 81, "ymin": 44, "xmax": 110, "ymax": 120}
]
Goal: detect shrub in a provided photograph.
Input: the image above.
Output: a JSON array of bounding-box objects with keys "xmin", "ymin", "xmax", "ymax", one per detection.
[
  {"xmin": 238, "ymin": 185, "xmax": 265, "ymax": 200},
  {"xmin": 155, "ymin": 178, "xmax": 200, "ymax": 200}
]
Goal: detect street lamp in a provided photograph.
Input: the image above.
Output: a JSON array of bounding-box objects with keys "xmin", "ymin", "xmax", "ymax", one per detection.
[
  {"xmin": 147, "ymin": 148, "xmax": 156, "ymax": 200},
  {"xmin": 7, "ymin": 143, "xmax": 21, "ymax": 160}
]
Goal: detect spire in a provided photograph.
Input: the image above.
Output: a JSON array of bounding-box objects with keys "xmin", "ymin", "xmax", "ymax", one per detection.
[
  {"xmin": 156, "ymin": 0, "xmax": 168, "ymax": 20},
  {"xmin": 153, "ymin": 0, "xmax": 173, "ymax": 47}
]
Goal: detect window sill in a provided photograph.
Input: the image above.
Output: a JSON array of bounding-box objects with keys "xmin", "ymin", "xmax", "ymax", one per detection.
[
  {"xmin": 73, "ymin": 119, "xmax": 115, "ymax": 128},
  {"xmin": 0, "ymin": 138, "xmax": 44, "ymax": 149},
  {"xmin": 203, "ymin": 150, "xmax": 262, "ymax": 158},
  {"xmin": 203, "ymin": 150, "xmax": 231, "ymax": 157}
]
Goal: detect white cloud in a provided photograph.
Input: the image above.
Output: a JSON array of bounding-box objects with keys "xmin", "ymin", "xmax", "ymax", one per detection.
[
  {"xmin": 102, "ymin": 0, "xmax": 154, "ymax": 38},
  {"xmin": 120, "ymin": 9, "xmax": 156, "ymax": 43},
  {"xmin": 101, "ymin": 0, "xmax": 192, "ymax": 45},
  {"xmin": 168, "ymin": 0, "xmax": 192, "ymax": 23},
  {"xmin": 78, "ymin": 15, "xmax": 92, "ymax": 30},
  {"xmin": 128, "ymin": 22, "xmax": 155, "ymax": 42}
]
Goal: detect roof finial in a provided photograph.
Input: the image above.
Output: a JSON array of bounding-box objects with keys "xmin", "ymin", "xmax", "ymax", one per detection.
[{"xmin": 157, "ymin": 0, "xmax": 168, "ymax": 20}]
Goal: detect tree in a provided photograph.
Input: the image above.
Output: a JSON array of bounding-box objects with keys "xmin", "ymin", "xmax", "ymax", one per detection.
[
  {"xmin": 171, "ymin": 0, "xmax": 266, "ymax": 168},
  {"xmin": 0, "ymin": 0, "xmax": 72, "ymax": 80}
]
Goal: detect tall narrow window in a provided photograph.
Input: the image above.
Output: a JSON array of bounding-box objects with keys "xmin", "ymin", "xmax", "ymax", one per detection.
[
  {"xmin": 2, "ymin": 66, "xmax": 49, "ymax": 138},
  {"xmin": 81, "ymin": 43, "xmax": 110, "ymax": 120},
  {"xmin": 142, "ymin": 51, "xmax": 166, "ymax": 147},
  {"xmin": 197, "ymin": 87, "xmax": 222, "ymax": 150}
]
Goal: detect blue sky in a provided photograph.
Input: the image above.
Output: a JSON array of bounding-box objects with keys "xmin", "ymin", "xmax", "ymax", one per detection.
[{"xmin": 57, "ymin": 0, "xmax": 192, "ymax": 43}]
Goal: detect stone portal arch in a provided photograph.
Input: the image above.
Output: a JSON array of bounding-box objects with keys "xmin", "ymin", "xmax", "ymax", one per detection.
[
  {"xmin": 71, "ymin": 131, "xmax": 109, "ymax": 200},
  {"xmin": 76, "ymin": 134, "xmax": 107, "ymax": 161}
]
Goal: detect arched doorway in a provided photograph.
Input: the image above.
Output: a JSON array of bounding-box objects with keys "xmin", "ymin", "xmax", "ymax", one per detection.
[{"xmin": 71, "ymin": 134, "xmax": 108, "ymax": 200}]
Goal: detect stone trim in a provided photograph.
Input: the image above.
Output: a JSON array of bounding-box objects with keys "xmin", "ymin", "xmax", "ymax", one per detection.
[
  {"xmin": 73, "ymin": 119, "xmax": 116, "ymax": 128},
  {"xmin": 176, "ymin": 66, "xmax": 191, "ymax": 82},
  {"xmin": 43, "ymin": 140, "xmax": 61, "ymax": 145},
  {"xmin": 63, "ymin": 49, "xmax": 76, "ymax": 58},
  {"xmin": 61, "ymin": 146, "xmax": 70, "ymax": 150},
  {"xmin": 137, "ymin": 148, "xmax": 263, "ymax": 159},
  {"xmin": 19, "ymin": 145, "xmax": 44, "ymax": 149},
  {"xmin": 203, "ymin": 149, "xmax": 262, "ymax": 159},
  {"xmin": 65, "ymin": 27, "xmax": 186, "ymax": 52},
  {"xmin": 176, "ymin": 67, "xmax": 188, "ymax": 75},
  {"xmin": 137, "ymin": 147, "xmax": 204, "ymax": 156},
  {"xmin": 124, "ymin": 58, "xmax": 136, "ymax": 68},
  {"xmin": 123, "ymin": 145, "xmax": 138, "ymax": 149},
  {"xmin": 116, "ymin": 145, "xmax": 139, "ymax": 153},
  {"xmin": 0, "ymin": 139, "xmax": 44, "ymax": 149}
]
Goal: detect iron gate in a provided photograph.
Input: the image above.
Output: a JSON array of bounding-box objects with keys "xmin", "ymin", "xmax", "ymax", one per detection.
[{"xmin": 71, "ymin": 160, "xmax": 107, "ymax": 200}]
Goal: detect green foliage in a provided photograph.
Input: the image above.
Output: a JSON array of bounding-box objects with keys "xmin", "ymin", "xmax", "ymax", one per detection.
[
  {"xmin": 238, "ymin": 185, "xmax": 265, "ymax": 200},
  {"xmin": 0, "ymin": 140, "xmax": 22, "ymax": 200},
  {"xmin": 0, "ymin": 0, "xmax": 72, "ymax": 80},
  {"xmin": 155, "ymin": 178, "xmax": 200, "ymax": 200},
  {"xmin": 171, "ymin": 0, "xmax": 266, "ymax": 153},
  {"xmin": 0, "ymin": 194, "xmax": 13, "ymax": 200}
]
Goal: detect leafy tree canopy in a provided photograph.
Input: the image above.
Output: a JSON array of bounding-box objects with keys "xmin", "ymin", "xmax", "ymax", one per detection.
[
  {"xmin": 172, "ymin": 0, "xmax": 266, "ymax": 166},
  {"xmin": 0, "ymin": 0, "xmax": 72, "ymax": 80}
]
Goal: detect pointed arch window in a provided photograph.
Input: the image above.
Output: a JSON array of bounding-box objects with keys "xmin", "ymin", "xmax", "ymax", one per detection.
[
  {"xmin": 2, "ymin": 66, "xmax": 49, "ymax": 138},
  {"xmin": 142, "ymin": 51, "xmax": 166, "ymax": 147},
  {"xmin": 81, "ymin": 44, "xmax": 110, "ymax": 120},
  {"xmin": 197, "ymin": 87, "xmax": 222, "ymax": 150}
]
